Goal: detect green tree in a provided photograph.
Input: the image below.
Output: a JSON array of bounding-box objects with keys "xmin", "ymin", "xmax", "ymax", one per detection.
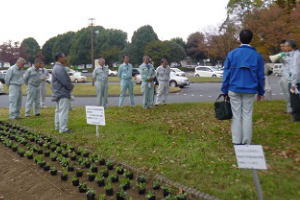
[
  {"xmin": 129, "ymin": 25, "xmax": 159, "ymax": 65},
  {"xmin": 42, "ymin": 36, "xmax": 58, "ymax": 64},
  {"xmin": 69, "ymin": 26, "xmax": 127, "ymax": 65},
  {"xmin": 186, "ymin": 32, "xmax": 207, "ymax": 61},
  {"xmin": 170, "ymin": 37, "xmax": 186, "ymax": 49},
  {"xmin": 20, "ymin": 37, "xmax": 40, "ymax": 64},
  {"xmin": 144, "ymin": 40, "xmax": 186, "ymax": 66},
  {"xmin": 52, "ymin": 32, "xmax": 75, "ymax": 57}
]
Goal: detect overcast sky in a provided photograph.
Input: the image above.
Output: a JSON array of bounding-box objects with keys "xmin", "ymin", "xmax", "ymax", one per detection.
[{"xmin": 0, "ymin": 0, "xmax": 228, "ymax": 46}]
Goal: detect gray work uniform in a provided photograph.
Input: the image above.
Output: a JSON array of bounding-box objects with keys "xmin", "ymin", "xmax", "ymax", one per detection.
[
  {"xmin": 93, "ymin": 65, "xmax": 109, "ymax": 108},
  {"xmin": 155, "ymin": 65, "xmax": 171, "ymax": 105},
  {"xmin": 39, "ymin": 68, "xmax": 49, "ymax": 107},
  {"xmin": 24, "ymin": 66, "xmax": 43, "ymax": 116},
  {"xmin": 139, "ymin": 63, "xmax": 156, "ymax": 108},
  {"xmin": 52, "ymin": 62, "xmax": 74, "ymax": 133},
  {"xmin": 5, "ymin": 65, "xmax": 24, "ymax": 119},
  {"xmin": 280, "ymin": 52, "xmax": 294, "ymax": 113},
  {"xmin": 118, "ymin": 63, "xmax": 135, "ymax": 106}
]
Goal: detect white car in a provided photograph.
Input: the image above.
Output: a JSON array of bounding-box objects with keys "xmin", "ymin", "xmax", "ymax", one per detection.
[
  {"xmin": 0, "ymin": 70, "xmax": 7, "ymax": 84},
  {"xmin": 109, "ymin": 69, "xmax": 118, "ymax": 76},
  {"xmin": 69, "ymin": 72, "xmax": 87, "ymax": 83},
  {"xmin": 0, "ymin": 82, "xmax": 4, "ymax": 94},
  {"xmin": 171, "ymin": 68, "xmax": 186, "ymax": 77},
  {"xmin": 169, "ymin": 72, "xmax": 190, "ymax": 88},
  {"xmin": 194, "ymin": 66, "xmax": 223, "ymax": 78}
]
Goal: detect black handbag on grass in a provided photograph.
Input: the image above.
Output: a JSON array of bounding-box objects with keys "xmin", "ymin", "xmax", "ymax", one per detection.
[{"xmin": 214, "ymin": 94, "xmax": 233, "ymax": 120}]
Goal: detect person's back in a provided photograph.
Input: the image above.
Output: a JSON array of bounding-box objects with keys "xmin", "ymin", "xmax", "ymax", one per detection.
[
  {"xmin": 221, "ymin": 29, "xmax": 265, "ymax": 145},
  {"xmin": 222, "ymin": 45, "xmax": 265, "ymax": 96},
  {"xmin": 52, "ymin": 62, "xmax": 73, "ymax": 101}
]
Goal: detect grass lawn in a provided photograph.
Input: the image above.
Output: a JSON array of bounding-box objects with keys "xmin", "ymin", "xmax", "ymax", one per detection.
[
  {"xmin": 188, "ymin": 77, "xmax": 222, "ymax": 83},
  {"xmin": 3, "ymin": 84, "xmax": 180, "ymax": 97},
  {"xmin": 0, "ymin": 101, "xmax": 299, "ymax": 200}
]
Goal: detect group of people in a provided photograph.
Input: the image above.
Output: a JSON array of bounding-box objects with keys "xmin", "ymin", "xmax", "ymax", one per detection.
[
  {"xmin": 4, "ymin": 29, "xmax": 299, "ymax": 139},
  {"xmin": 5, "ymin": 58, "xmax": 48, "ymax": 119},
  {"xmin": 5, "ymin": 53, "xmax": 172, "ymax": 133},
  {"xmin": 93, "ymin": 55, "xmax": 171, "ymax": 109},
  {"xmin": 221, "ymin": 29, "xmax": 300, "ymax": 146}
]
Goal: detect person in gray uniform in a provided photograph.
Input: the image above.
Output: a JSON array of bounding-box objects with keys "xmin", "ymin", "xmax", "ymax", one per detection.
[
  {"xmin": 52, "ymin": 53, "xmax": 74, "ymax": 133},
  {"xmin": 39, "ymin": 65, "xmax": 49, "ymax": 108},
  {"xmin": 118, "ymin": 55, "xmax": 135, "ymax": 106},
  {"xmin": 5, "ymin": 57, "xmax": 26, "ymax": 119},
  {"xmin": 93, "ymin": 57, "xmax": 109, "ymax": 108},
  {"xmin": 139, "ymin": 56, "xmax": 156, "ymax": 109},
  {"xmin": 155, "ymin": 58, "xmax": 171, "ymax": 105},
  {"xmin": 24, "ymin": 58, "xmax": 44, "ymax": 117}
]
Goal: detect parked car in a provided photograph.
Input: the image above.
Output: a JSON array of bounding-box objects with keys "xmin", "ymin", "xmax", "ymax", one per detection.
[
  {"xmin": 169, "ymin": 72, "xmax": 190, "ymax": 88},
  {"xmin": 171, "ymin": 68, "xmax": 186, "ymax": 76},
  {"xmin": 81, "ymin": 69, "xmax": 89, "ymax": 73},
  {"xmin": 109, "ymin": 69, "xmax": 118, "ymax": 76},
  {"xmin": 0, "ymin": 70, "xmax": 7, "ymax": 84},
  {"xmin": 69, "ymin": 72, "xmax": 87, "ymax": 83},
  {"xmin": 132, "ymin": 68, "xmax": 142, "ymax": 84},
  {"xmin": 194, "ymin": 66, "xmax": 223, "ymax": 78},
  {"xmin": 0, "ymin": 81, "xmax": 4, "ymax": 94},
  {"xmin": 272, "ymin": 63, "xmax": 283, "ymax": 77}
]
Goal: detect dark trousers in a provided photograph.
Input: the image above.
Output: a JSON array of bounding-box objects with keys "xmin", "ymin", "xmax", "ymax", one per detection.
[{"xmin": 290, "ymin": 83, "xmax": 300, "ymax": 121}]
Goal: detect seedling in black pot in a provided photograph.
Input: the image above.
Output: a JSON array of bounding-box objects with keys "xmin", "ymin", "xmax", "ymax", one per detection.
[
  {"xmin": 152, "ymin": 180, "xmax": 161, "ymax": 190},
  {"xmin": 104, "ymin": 183, "xmax": 114, "ymax": 196},
  {"xmin": 61, "ymin": 170, "xmax": 68, "ymax": 181},
  {"xmin": 76, "ymin": 168, "xmax": 83, "ymax": 177},
  {"xmin": 25, "ymin": 151, "xmax": 33, "ymax": 159},
  {"xmin": 116, "ymin": 190, "xmax": 127, "ymax": 200},
  {"xmin": 137, "ymin": 175, "xmax": 146, "ymax": 183},
  {"xmin": 90, "ymin": 164, "xmax": 98, "ymax": 173},
  {"xmin": 124, "ymin": 171, "xmax": 133, "ymax": 180},
  {"xmin": 87, "ymin": 172, "xmax": 96, "ymax": 182},
  {"xmin": 95, "ymin": 175, "xmax": 105, "ymax": 187},
  {"xmin": 109, "ymin": 174, "xmax": 119, "ymax": 183},
  {"xmin": 137, "ymin": 183, "xmax": 146, "ymax": 195},
  {"xmin": 106, "ymin": 160, "xmax": 113, "ymax": 170},
  {"xmin": 86, "ymin": 189, "xmax": 96, "ymax": 200},
  {"xmin": 78, "ymin": 183, "xmax": 88, "ymax": 193},
  {"xmin": 50, "ymin": 167, "xmax": 57, "ymax": 176},
  {"xmin": 116, "ymin": 166, "xmax": 124, "ymax": 175},
  {"xmin": 162, "ymin": 186, "xmax": 171, "ymax": 197},
  {"xmin": 146, "ymin": 192, "xmax": 156, "ymax": 200},
  {"xmin": 72, "ymin": 176, "xmax": 79, "ymax": 186}
]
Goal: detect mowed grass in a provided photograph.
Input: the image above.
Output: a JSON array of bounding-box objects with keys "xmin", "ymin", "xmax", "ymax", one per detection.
[
  {"xmin": 188, "ymin": 77, "xmax": 222, "ymax": 83},
  {"xmin": 0, "ymin": 101, "xmax": 299, "ymax": 200},
  {"xmin": 3, "ymin": 84, "xmax": 180, "ymax": 97}
]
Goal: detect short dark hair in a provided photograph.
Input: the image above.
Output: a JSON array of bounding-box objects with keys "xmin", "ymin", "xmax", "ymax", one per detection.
[
  {"xmin": 123, "ymin": 55, "xmax": 129, "ymax": 59},
  {"xmin": 34, "ymin": 58, "xmax": 44, "ymax": 64},
  {"xmin": 55, "ymin": 53, "xmax": 65, "ymax": 62},
  {"xmin": 160, "ymin": 58, "xmax": 168, "ymax": 64},
  {"xmin": 285, "ymin": 40, "xmax": 297, "ymax": 49},
  {"xmin": 239, "ymin": 29, "xmax": 253, "ymax": 44}
]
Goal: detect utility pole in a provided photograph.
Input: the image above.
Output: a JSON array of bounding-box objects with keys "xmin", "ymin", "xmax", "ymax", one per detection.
[
  {"xmin": 89, "ymin": 18, "xmax": 95, "ymax": 69},
  {"xmin": 89, "ymin": 18, "xmax": 95, "ymax": 86}
]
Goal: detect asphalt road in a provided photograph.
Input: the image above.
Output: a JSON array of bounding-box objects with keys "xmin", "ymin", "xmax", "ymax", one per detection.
[{"xmin": 0, "ymin": 76, "xmax": 284, "ymax": 108}]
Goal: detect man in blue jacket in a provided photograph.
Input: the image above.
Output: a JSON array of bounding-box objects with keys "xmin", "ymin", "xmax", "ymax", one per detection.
[
  {"xmin": 52, "ymin": 53, "xmax": 74, "ymax": 133},
  {"xmin": 221, "ymin": 30, "xmax": 265, "ymax": 145}
]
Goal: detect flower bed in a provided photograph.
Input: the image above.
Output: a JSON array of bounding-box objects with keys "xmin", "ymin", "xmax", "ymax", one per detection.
[{"xmin": 0, "ymin": 121, "xmax": 190, "ymax": 200}]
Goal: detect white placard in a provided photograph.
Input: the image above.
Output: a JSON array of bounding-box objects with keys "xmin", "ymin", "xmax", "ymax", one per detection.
[
  {"xmin": 234, "ymin": 145, "xmax": 267, "ymax": 170},
  {"xmin": 86, "ymin": 106, "xmax": 106, "ymax": 126}
]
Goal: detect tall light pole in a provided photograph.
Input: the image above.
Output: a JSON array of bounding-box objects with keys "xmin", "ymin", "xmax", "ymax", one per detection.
[{"xmin": 89, "ymin": 18, "xmax": 95, "ymax": 69}]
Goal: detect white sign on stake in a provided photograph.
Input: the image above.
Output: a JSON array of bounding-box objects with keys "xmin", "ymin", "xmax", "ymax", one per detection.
[
  {"xmin": 234, "ymin": 145, "xmax": 267, "ymax": 170},
  {"xmin": 86, "ymin": 106, "xmax": 106, "ymax": 126}
]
